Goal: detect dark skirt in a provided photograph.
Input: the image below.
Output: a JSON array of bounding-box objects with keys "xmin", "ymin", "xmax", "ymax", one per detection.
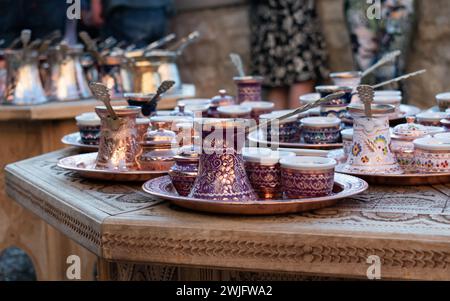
[{"xmin": 250, "ymin": 0, "xmax": 329, "ymax": 87}]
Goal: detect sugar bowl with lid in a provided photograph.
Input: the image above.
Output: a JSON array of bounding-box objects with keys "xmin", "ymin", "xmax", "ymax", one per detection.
[
  {"xmin": 75, "ymin": 112, "xmax": 101, "ymax": 145},
  {"xmin": 301, "ymin": 116, "xmax": 341, "ymax": 144},
  {"xmin": 243, "ymin": 147, "xmax": 295, "ymax": 199},
  {"xmin": 390, "ymin": 117, "xmax": 442, "ymax": 172},
  {"xmin": 414, "ymin": 137, "xmax": 450, "ymax": 173},
  {"xmin": 139, "ymin": 122, "xmax": 178, "ymax": 171},
  {"xmin": 217, "ymin": 105, "xmax": 252, "ymax": 119},
  {"xmin": 208, "ymin": 89, "xmax": 235, "ymax": 118},
  {"xmin": 280, "ymin": 156, "xmax": 337, "ymax": 198},
  {"xmin": 168, "ymin": 146, "xmax": 200, "ymax": 196}
]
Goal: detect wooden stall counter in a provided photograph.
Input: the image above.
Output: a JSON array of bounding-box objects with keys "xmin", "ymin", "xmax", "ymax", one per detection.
[
  {"xmin": 5, "ymin": 148, "xmax": 450, "ymax": 281},
  {"xmin": 0, "ymin": 84, "xmax": 195, "ymax": 280}
]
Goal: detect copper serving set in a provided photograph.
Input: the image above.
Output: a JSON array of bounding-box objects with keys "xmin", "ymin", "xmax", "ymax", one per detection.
[
  {"xmin": 4, "ymin": 41, "xmax": 442, "ymax": 215},
  {"xmin": 0, "ymin": 29, "xmax": 199, "ymax": 104}
]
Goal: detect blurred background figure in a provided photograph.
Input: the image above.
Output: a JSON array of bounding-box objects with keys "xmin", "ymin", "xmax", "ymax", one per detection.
[
  {"xmin": 93, "ymin": 0, "xmax": 175, "ymax": 48},
  {"xmin": 0, "ymin": 0, "xmax": 67, "ymax": 44},
  {"xmin": 344, "ymin": 0, "xmax": 416, "ymax": 89},
  {"xmin": 250, "ymin": 0, "xmax": 329, "ymax": 109}
]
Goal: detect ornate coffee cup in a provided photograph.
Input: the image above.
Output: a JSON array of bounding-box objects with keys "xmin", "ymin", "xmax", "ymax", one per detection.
[
  {"xmin": 280, "ymin": 156, "xmax": 336, "ymax": 198},
  {"xmin": 301, "ymin": 117, "xmax": 341, "ymax": 144}
]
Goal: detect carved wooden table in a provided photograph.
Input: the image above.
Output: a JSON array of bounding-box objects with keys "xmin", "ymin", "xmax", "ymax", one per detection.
[
  {"xmin": 0, "ymin": 86, "xmax": 195, "ymax": 280},
  {"xmin": 5, "ymin": 148, "xmax": 450, "ymax": 281}
]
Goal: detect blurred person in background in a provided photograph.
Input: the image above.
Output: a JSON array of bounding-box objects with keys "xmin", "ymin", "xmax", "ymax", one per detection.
[
  {"xmin": 250, "ymin": 0, "xmax": 329, "ymax": 109},
  {"xmin": 0, "ymin": 0, "xmax": 67, "ymax": 44},
  {"xmin": 85, "ymin": 0, "xmax": 174, "ymax": 48},
  {"xmin": 344, "ymin": 0, "xmax": 416, "ymax": 89}
]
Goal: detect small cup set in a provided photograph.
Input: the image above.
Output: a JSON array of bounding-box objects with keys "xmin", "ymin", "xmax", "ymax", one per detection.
[
  {"xmin": 390, "ymin": 117, "xmax": 444, "ymax": 173},
  {"xmin": 242, "ymin": 148, "xmax": 337, "ymax": 200}
]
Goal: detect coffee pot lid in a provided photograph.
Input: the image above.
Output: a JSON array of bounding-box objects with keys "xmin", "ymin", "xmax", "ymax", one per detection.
[
  {"xmin": 211, "ymin": 89, "xmax": 234, "ymax": 106},
  {"xmin": 347, "ymin": 104, "xmax": 395, "ymax": 116}
]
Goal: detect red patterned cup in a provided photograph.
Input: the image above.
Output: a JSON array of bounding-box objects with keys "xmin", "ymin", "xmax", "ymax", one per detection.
[
  {"xmin": 280, "ymin": 156, "xmax": 336, "ymax": 198},
  {"xmin": 243, "ymin": 148, "xmax": 295, "ymax": 199}
]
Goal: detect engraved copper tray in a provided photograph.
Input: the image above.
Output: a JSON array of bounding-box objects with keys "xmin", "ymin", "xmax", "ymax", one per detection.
[
  {"xmin": 142, "ymin": 174, "xmax": 368, "ymax": 215},
  {"xmin": 57, "ymin": 152, "xmax": 166, "ymax": 182},
  {"xmin": 330, "ymin": 149, "xmax": 450, "ymax": 186},
  {"xmin": 61, "ymin": 132, "xmax": 98, "ymax": 151},
  {"xmin": 248, "ymin": 130, "xmax": 343, "ymax": 150}
]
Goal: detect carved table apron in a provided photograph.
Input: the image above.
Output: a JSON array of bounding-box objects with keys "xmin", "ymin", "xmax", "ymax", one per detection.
[{"xmin": 5, "ymin": 148, "xmax": 450, "ymax": 280}]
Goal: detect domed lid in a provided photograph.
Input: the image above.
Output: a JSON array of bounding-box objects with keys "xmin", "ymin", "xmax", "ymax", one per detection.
[
  {"xmin": 211, "ymin": 89, "xmax": 235, "ymax": 107},
  {"xmin": 393, "ymin": 117, "xmax": 429, "ymax": 138},
  {"xmin": 347, "ymin": 104, "xmax": 395, "ymax": 117},
  {"xmin": 144, "ymin": 127, "xmax": 176, "ymax": 145},
  {"xmin": 174, "ymin": 145, "xmax": 200, "ymax": 162}
]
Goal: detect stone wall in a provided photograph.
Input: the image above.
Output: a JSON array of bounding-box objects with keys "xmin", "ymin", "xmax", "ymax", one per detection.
[{"xmin": 170, "ymin": 0, "xmax": 450, "ymax": 109}]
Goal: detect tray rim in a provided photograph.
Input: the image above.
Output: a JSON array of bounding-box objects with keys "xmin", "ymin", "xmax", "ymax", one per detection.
[
  {"xmin": 141, "ymin": 173, "xmax": 368, "ymax": 214},
  {"xmin": 61, "ymin": 132, "xmax": 99, "ymax": 150},
  {"xmin": 331, "ymin": 150, "xmax": 450, "ymax": 185},
  {"xmin": 57, "ymin": 152, "xmax": 167, "ymax": 176}
]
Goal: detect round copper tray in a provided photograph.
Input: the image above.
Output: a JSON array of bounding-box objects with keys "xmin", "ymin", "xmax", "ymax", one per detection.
[
  {"xmin": 142, "ymin": 174, "xmax": 368, "ymax": 215},
  {"xmin": 247, "ymin": 130, "xmax": 343, "ymax": 150},
  {"xmin": 61, "ymin": 132, "xmax": 99, "ymax": 151},
  {"xmin": 57, "ymin": 152, "xmax": 166, "ymax": 182},
  {"xmin": 330, "ymin": 149, "xmax": 450, "ymax": 186}
]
